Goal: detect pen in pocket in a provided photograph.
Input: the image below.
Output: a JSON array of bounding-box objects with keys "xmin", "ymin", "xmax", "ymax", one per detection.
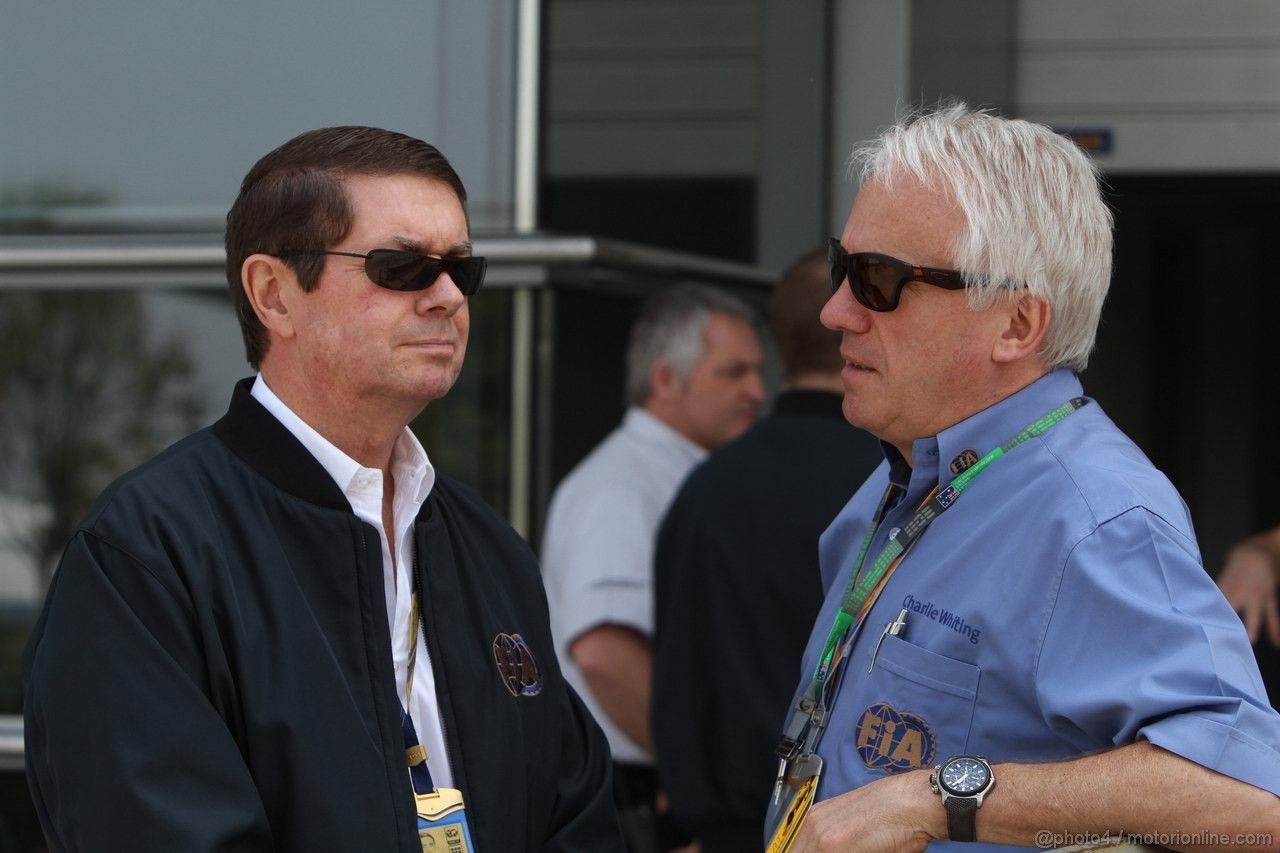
[{"xmin": 869, "ymin": 608, "xmax": 909, "ymax": 672}]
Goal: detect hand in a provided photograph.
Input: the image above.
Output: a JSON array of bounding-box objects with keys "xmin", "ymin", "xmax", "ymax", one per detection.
[
  {"xmin": 1218, "ymin": 541, "xmax": 1280, "ymax": 647},
  {"xmin": 788, "ymin": 770, "xmax": 941, "ymax": 853},
  {"xmin": 654, "ymin": 791, "xmax": 699, "ymax": 853}
]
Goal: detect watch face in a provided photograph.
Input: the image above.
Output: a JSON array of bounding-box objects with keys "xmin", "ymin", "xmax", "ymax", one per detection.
[{"xmin": 941, "ymin": 757, "xmax": 989, "ymax": 795}]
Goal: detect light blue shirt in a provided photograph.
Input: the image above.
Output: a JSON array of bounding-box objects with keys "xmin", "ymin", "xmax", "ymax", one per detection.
[{"xmin": 795, "ymin": 369, "xmax": 1280, "ymax": 849}]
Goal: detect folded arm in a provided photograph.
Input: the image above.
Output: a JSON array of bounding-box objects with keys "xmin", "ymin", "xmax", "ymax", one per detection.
[{"xmin": 794, "ymin": 742, "xmax": 1280, "ymax": 852}]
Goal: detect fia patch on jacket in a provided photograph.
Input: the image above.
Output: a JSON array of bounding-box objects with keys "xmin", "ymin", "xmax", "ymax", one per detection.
[
  {"xmin": 855, "ymin": 702, "xmax": 935, "ymax": 772},
  {"xmin": 949, "ymin": 449, "xmax": 981, "ymax": 475},
  {"xmin": 492, "ymin": 633, "xmax": 543, "ymax": 697}
]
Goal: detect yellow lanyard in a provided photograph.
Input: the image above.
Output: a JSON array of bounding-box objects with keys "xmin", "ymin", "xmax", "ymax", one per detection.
[
  {"xmin": 403, "ymin": 594, "xmax": 428, "ymax": 770},
  {"xmin": 405, "ymin": 593, "xmax": 420, "ymax": 708}
]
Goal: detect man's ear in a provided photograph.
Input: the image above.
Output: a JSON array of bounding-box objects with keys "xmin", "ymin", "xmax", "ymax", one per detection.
[
  {"xmin": 242, "ymin": 254, "xmax": 299, "ymax": 342},
  {"xmin": 992, "ymin": 294, "xmax": 1051, "ymax": 364},
  {"xmin": 649, "ymin": 360, "xmax": 681, "ymax": 401}
]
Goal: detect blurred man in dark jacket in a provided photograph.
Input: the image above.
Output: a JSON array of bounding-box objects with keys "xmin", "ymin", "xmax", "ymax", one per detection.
[{"xmin": 652, "ymin": 249, "xmax": 881, "ymax": 851}]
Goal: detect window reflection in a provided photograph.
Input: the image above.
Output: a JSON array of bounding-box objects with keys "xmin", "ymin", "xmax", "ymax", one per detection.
[{"xmin": 0, "ymin": 291, "xmax": 206, "ymax": 607}]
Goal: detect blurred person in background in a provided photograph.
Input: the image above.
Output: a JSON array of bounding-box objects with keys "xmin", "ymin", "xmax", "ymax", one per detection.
[
  {"xmin": 23, "ymin": 126, "xmax": 622, "ymax": 853},
  {"xmin": 769, "ymin": 105, "xmax": 1280, "ymax": 851},
  {"xmin": 652, "ymin": 247, "xmax": 882, "ymax": 852},
  {"xmin": 541, "ymin": 284, "xmax": 765, "ymax": 851},
  {"xmin": 1219, "ymin": 527, "xmax": 1280, "ymax": 707}
]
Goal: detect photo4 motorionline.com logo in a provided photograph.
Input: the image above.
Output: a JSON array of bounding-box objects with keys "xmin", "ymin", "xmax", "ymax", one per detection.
[{"xmin": 1034, "ymin": 830, "xmax": 1274, "ymax": 849}]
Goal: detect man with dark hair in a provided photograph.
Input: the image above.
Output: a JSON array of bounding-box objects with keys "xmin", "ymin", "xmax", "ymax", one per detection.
[
  {"xmin": 24, "ymin": 126, "xmax": 622, "ymax": 852},
  {"xmin": 651, "ymin": 249, "xmax": 881, "ymax": 851},
  {"xmin": 542, "ymin": 283, "xmax": 765, "ymax": 850},
  {"xmin": 222, "ymin": 125, "xmax": 470, "ymax": 369}
]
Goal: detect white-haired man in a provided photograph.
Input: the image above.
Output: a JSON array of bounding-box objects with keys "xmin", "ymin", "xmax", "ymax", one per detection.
[
  {"xmin": 768, "ymin": 106, "xmax": 1280, "ymax": 851},
  {"xmin": 542, "ymin": 284, "xmax": 765, "ymax": 849}
]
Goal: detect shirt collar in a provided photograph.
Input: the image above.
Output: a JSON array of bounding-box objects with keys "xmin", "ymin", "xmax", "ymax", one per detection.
[
  {"xmin": 895, "ymin": 368, "xmax": 1085, "ymax": 490},
  {"xmin": 250, "ymin": 375, "xmax": 435, "ymax": 509},
  {"xmin": 392, "ymin": 428, "xmax": 435, "ymax": 506},
  {"xmin": 623, "ymin": 406, "xmax": 708, "ymax": 467}
]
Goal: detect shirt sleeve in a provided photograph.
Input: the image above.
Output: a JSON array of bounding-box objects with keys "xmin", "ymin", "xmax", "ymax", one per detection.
[
  {"xmin": 1034, "ymin": 507, "xmax": 1280, "ymax": 795},
  {"xmin": 544, "ymin": 487, "xmax": 656, "ymax": 650},
  {"xmin": 23, "ymin": 531, "xmax": 274, "ymax": 852}
]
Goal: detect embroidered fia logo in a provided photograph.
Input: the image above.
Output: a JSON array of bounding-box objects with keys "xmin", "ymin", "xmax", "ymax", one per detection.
[
  {"xmin": 492, "ymin": 633, "xmax": 543, "ymax": 697},
  {"xmin": 855, "ymin": 702, "xmax": 936, "ymax": 772},
  {"xmin": 949, "ymin": 449, "xmax": 980, "ymax": 475}
]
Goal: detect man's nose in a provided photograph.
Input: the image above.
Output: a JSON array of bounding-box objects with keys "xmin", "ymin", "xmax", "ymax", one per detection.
[
  {"xmin": 819, "ymin": 280, "xmax": 871, "ymax": 334},
  {"xmin": 416, "ymin": 271, "xmax": 466, "ymax": 314}
]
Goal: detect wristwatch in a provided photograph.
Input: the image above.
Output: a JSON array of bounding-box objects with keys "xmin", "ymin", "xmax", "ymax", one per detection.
[{"xmin": 929, "ymin": 755, "xmax": 995, "ymax": 842}]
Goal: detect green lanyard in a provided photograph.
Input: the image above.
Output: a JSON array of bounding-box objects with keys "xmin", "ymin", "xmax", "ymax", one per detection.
[{"xmin": 779, "ymin": 396, "xmax": 1087, "ymax": 759}]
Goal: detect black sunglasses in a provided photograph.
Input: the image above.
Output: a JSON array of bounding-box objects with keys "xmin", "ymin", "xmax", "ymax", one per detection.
[
  {"xmin": 828, "ymin": 238, "xmax": 967, "ymax": 312},
  {"xmin": 283, "ymin": 249, "xmax": 486, "ymax": 296}
]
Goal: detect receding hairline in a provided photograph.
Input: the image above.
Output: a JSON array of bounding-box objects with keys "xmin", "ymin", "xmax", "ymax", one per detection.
[{"xmin": 330, "ymin": 172, "xmax": 474, "ymax": 250}]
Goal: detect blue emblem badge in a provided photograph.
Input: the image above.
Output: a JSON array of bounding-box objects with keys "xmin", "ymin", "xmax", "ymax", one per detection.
[
  {"xmin": 936, "ymin": 485, "xmax": 959, "ymax": 508},
  {"xmin": 492, "ymin": 633, "xmax": 543, "ymax": 697},
  {"xmin": 855, "ymin": 702, "xmax": 936, "ymax": 772}
]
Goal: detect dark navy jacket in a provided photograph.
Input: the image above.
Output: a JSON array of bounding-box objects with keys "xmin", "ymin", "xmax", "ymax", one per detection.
[
  {"xmin": 652, "ymin": 390, "xmax": 881, "ymax": 844},
  {"xmin": 24, "ymin": 380, "xmax": 622, "ymax": 852}
]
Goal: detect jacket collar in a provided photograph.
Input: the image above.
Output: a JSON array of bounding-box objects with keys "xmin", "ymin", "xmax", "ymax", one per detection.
[{"xmin": 212, "ymin": 377, "xmax": 355, "ymax": 513}]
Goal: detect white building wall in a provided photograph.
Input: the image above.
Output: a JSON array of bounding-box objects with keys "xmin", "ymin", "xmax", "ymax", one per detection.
[
  {"xmin": 828, "ymin": 0, "xmax": 912, "ymax": 234},
  {"xmin": 1016, "ymin": 0, "xmax": 1280, "ymax": 172}
]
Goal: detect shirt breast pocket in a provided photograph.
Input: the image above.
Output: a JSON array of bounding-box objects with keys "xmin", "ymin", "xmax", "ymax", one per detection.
[{"xmin": 853, "ymin": 634, "xmax": 980, "ymax": 772}]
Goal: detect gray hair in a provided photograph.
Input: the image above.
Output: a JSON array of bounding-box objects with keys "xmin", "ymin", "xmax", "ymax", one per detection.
[
  {"xmin": 851, "ymin": 103, "xmax": 1113, "ymax": 372},
  {"xmin": 625, "ymin": 284, "xmax": 756, "ymax": 406}
]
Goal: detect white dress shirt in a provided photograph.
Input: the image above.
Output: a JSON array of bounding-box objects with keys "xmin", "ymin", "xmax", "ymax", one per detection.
[
  {"xmin": 540, "ymin": 407, "xmax": 707, "ymax": 764},
  {"xmin": 251, "ymin": 375, "xmax": 453, "ymax": 788}
]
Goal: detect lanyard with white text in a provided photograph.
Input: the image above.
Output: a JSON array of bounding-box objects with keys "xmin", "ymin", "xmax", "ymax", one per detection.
[
  {"xmin": 774, "ymin": 397, "xmax": 1087, "ymax": 771},
  {"xmin": 766, "ymin": 397, "xmax": 1087, "ymax": 852}
]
